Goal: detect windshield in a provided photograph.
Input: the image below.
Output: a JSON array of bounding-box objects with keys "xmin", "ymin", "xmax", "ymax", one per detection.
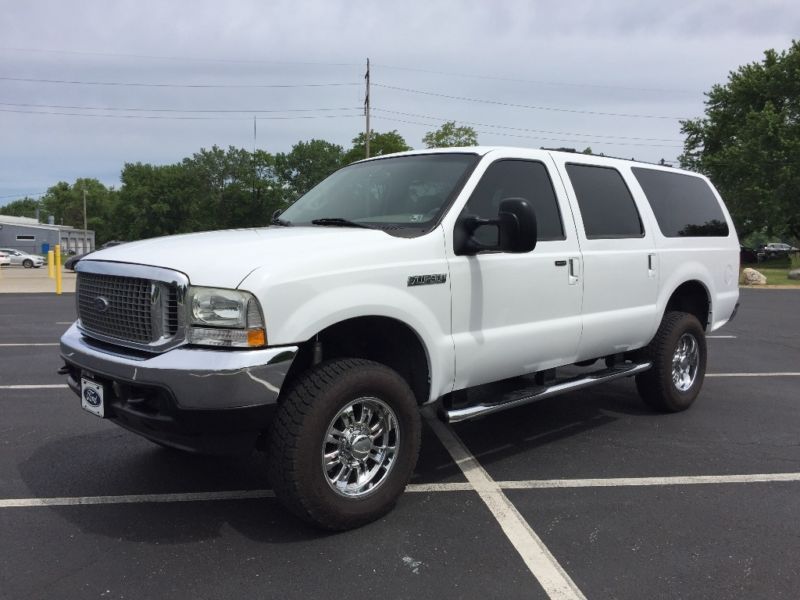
[{"xmin": 280, "ymin": 153, "xmax": 478, "ymax": 230}]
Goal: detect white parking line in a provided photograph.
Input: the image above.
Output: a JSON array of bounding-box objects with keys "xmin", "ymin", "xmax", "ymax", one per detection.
[
  {"xmin": 0, "ymin": 483, "xmax": 472, "ymax": 508},
  {"xmin": 0, "ymin": 384, "xmax": 68, "ymax": 390},
  {"xmin": 424, "ymin": 410, "xmax": 587, "ymax": 600},
  {"xmin": 56, "ymin": 322, "xmax": 73, "ymax": 325},
  {"xmin": 0, "ymin": 343, "xmax": 59, "ymax": 347},
  {"xmin": 499, "ymin": 473, "xmax": 800, "ymax": 489},
  {"xmin": 707, "ymin": 335, "xmax": 737, "ymax": 339},
  {"xmin": 4, "ymin": 473, "xmax": 800, "ymax": 509},
  {"xmin": 706, "ymin": 372, "xmax": 800, "ymax": 377}
]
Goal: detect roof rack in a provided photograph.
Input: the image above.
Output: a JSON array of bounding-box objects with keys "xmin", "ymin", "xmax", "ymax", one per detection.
[{"xmin": 541, "ymin": 147, "xmax": 678, "ymax": 168}]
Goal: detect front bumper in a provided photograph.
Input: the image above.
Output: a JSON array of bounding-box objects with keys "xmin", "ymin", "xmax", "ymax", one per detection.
[{"xmin": 59, "ymin": 323, "xmax": 298, "ymax": 410}]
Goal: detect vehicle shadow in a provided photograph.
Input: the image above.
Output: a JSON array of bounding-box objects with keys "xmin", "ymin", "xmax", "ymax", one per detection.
[{"xmin": 16, "ymin": 377, "xmax": 650, "ymax": 544}]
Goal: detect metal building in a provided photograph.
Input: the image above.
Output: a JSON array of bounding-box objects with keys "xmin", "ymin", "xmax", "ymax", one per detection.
[{"xmin": 0, "ymin": 215, "xmax": 95, "ymax": 255}]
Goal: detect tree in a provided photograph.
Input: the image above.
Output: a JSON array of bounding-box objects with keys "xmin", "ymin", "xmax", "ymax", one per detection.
[
  {"xmin": 680, "ymin": 40, "xmax": 800, "ymax": 241},
  {"xmin": 343, "ymin": 130, "xmax": 412, "ymax": 164},
  {"xmin": 40, "ymin": 179, "xmax": 118, "ymax": 244},
  {"xmin": 0, "ymin": 197, "xmax": 40, "ymax": 219},
  {"xmin": 277, "ymin": 139, "xmax": 344, "ymax": 200},
  {"xmin": 422, "ymin": 121, "xmax": 478, "ymax": 148}
]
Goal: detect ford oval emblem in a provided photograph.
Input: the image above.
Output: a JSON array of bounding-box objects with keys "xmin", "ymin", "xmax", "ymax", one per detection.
[
  {"xmin": 94, "ymin": 296, "xmax": 110, "ymax": 313},
  {"xmin": 83, "ymin": 387, "xmax": 102, "ymax": 407}
]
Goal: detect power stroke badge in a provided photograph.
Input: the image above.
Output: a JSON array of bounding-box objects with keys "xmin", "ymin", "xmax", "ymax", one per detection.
[{"xmin": 407, "ymin": 274, "xmax": 447, "ymax": 287}]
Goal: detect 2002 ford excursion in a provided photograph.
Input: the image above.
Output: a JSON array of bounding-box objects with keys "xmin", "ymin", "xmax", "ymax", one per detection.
[{"xmin": 60, "ymin": 147, "xmax": 740, "ymax": 529}]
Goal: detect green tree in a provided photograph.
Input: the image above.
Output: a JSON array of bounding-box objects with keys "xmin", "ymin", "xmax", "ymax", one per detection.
[
  {"xmin": 422, "ymin": 121, "xmax": 478, "ymax": 148},
  {"xmin": 40, "ymin": 179, "xmax": 118, "ymax": 244},
  {"xmin": 277, "ymin": 139, "xmax": 344, "ymax": 201},
  {"xmin": 0, "ymin": 197, "xmax": 40, "ymax": 219},
  {"xmin": 343, "ymin": 130, "xmax": 412, "ymax": 164},
  {"xmin": 680, "ymin": 40, "xmax": 800, "ymax": 240}
]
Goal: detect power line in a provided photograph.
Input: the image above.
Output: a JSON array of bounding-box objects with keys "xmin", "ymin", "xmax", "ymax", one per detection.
[
  {"xmin": 374, "ymin": 83, "xmax": 690, "ymax": 120},
  {"xmin": 372, "ymin": 108, "xmax": 683, "ymax": 142},
  {"xmin": 0, "ymin": 191, "xmax": 46, "ymax": 199},
  {"xmin": 0, "ymin": 101, "xmax": 361, "ymax": 114},
  {"xmin": 372, "ymin": 115, "xmax": 684, "ymax": 149},
  {"xmin": 0, "ymin": 107, "xmax": 363, "ymax": 121},
  {"xmin": 373, "ymin": 63, "xmax": 699, "ymax": 95},
  {"xmin": 0, "ymin": 46, "xmax": 361, "ymax": 68},
  {"xmin": 0, "ymin": 76, "xmax": 361, "ymax": 89}
]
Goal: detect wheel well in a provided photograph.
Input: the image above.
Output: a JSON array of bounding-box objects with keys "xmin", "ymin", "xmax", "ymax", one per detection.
[
  {"xmin": 282, "ymin": 317, "xmax": 431, "ymax": 405},
  {"xmin": 665, "ymin": 281, "xmax": 710, "ymax": 329}
]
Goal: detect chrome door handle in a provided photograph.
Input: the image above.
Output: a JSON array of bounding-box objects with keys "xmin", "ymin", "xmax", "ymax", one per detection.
[{"xmin": 568, "ymin": 257, "xmax": 580, "ymax": 285}]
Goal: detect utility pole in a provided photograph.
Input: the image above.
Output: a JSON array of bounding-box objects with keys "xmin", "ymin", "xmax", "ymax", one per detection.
[
  {"xmin": 364, "ymin": 57, "xmax": 371, "ymax": 159},
  {"xmin": 82, "ymin": 187, "xmax": 89, "ymax": 252}
]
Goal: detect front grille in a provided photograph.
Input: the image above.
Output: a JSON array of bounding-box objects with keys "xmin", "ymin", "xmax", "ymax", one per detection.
[{"xmin": 77, "ymin": 273, "xmax": 178, "ymax": 345}]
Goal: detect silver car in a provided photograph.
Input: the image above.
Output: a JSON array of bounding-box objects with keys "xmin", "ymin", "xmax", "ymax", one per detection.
[{"xmin": 0, "ymin": 248, "xmax": 44, "ymax": 268}]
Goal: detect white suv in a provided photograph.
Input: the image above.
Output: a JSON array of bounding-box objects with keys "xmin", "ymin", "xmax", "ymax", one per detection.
[{"xmin": 60, "ymin": 147, "xmax": 740, "ymax": 529}]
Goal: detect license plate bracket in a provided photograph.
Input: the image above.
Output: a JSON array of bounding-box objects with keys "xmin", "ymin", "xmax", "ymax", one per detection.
[{"xmin": 80, "ymin": 377, "xmax": 105, "ymax": 418}]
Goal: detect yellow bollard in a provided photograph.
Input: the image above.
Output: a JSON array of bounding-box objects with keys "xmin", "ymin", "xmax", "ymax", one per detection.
[
  {"xmin": 48, "ymin": 250, "xmax": 55, "ymax": 279},
  {"xmin": 55, "ymin": 244, "xmax": 62, "ymax": 295}
]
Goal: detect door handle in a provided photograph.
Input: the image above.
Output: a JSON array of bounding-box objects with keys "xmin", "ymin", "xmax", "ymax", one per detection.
[
  {"xmin": 648, "ymin": 253, "xmax": 656, "ymax": 278},
  {"xmin": 568, "ymin": 257, "xmax": 580, "ymax": 285}
]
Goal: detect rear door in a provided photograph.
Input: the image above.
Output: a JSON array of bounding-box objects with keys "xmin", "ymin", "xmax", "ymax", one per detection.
[{"xmin": 550, "ymin": 154, "xmax": 659, "ymax": 360}]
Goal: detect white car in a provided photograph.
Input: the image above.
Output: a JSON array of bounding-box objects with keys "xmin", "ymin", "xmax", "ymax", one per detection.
[
  {"xmin": 0, "ymin": 248, "xmax": 44, "ymax": 268},
  {"xmin": 0, "ymin": 251, "xmax": 10, "ymax": 267}
]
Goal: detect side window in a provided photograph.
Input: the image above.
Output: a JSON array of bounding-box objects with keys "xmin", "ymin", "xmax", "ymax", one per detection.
[
  {"xmin": 462, "ymin": 159, "xmax": 565, "ymax": 246},
  {"xmin": 566, "ymin": 164, "xmax": 644, "ymax": 239},
  {"xmin": 631, "ymin": 167, "xmax": 729, "ymax": 237}
]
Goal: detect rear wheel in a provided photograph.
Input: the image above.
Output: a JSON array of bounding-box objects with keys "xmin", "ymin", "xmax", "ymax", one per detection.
[
  {"xmin": 635, "ymin": 311, "xmax": 707, "ymax": 412},
  {"xmin": 268, "ymin": 358, "xmax": 421, "ymax": 530}
]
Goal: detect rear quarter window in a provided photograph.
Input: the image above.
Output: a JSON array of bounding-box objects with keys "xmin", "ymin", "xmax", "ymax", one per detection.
[
  {"xmin": 632, "ymin": 168, "xmax": 729, "ymax": 237},
  {"xmin": 565, "ymin": 164, "xmax": 643, "ymax": 239}
]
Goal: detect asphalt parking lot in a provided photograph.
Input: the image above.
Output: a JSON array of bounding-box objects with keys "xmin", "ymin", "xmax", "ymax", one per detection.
[{"xmin": 1, "ymin": 289, "xmax": 799, "ymax": 599}]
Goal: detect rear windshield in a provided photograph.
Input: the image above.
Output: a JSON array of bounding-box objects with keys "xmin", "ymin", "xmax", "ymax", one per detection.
[{"xmin": 632, "ymin": 168, "xmax": 729, "ymax": 237}]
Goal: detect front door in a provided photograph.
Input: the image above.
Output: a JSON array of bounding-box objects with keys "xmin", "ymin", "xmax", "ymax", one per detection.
[{"xmin": 445, "ymin": 155, "xmax": 583, "ymax": 391}]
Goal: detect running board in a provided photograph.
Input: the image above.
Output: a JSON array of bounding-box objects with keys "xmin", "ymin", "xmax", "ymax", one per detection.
[{"xmin": 443, "ymin": 362, "xmax": 652, "ymax": 423}]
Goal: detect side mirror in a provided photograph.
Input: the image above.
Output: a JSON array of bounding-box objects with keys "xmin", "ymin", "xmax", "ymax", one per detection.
[
  {"xmin": 456, "ymin": 198, "xmax": 537, "ymax": 255},
  {"xmin": 498, "ymin": 198, "xmax": 537, "ymax": 253}
]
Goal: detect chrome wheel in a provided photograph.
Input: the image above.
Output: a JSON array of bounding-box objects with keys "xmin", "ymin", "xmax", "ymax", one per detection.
[
  {"xmin": 322, "ymin": 397, "xmax": 399, "ymax": 498},
  {"xmin": 672, "ymin": 333, "xmax": 699, "ymax": 392}
]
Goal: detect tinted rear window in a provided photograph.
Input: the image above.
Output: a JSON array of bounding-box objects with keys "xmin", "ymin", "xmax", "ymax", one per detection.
[
  {"xmin": 632, "ymin": 168, "xmax": 729, "ymax": 237},
  {"xmin": 565, "ymin": 164, "xmax": 643, "ymax": 239}
]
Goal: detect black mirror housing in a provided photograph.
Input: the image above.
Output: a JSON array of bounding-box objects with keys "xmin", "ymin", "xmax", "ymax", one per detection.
[{"xmin": 498, "ymin": 198, "xmax": 537, "ymax": 253}]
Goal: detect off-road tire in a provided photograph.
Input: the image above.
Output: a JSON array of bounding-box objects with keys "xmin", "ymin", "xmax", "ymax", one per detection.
[
  {"xmin": 635, "ymin": 311, "xmax": 707, "ymax": 412},
  {"xmin": 267, "ymin": 358, "xmax": 421, "ymax": 530}
]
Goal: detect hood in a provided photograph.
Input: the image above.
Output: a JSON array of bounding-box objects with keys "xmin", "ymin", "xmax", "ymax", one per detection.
[{"xmin": 81, "ymin": 226, "xmax": 398, "ymax": 288}]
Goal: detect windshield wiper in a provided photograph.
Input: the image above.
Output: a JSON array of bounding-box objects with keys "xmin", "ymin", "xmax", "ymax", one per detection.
[{"xmin": 310, "ymin": 218, "xmax": 375, "ymax": 229}]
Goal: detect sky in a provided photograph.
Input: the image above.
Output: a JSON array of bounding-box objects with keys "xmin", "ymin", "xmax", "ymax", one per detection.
[{"xmin": 1, "ymin": 0, "xmax": 798, "ymax": 205}]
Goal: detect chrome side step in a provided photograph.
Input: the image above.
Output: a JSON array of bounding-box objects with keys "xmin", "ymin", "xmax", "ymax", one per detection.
[{"xmin": 443, "ymin": 362, "xmax": 652, "ymax": 423}]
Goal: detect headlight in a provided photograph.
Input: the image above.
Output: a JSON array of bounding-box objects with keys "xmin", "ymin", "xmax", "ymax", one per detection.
[{"xmin": 186, "ymin": 287, "xmax": 266, "ymax": 348}]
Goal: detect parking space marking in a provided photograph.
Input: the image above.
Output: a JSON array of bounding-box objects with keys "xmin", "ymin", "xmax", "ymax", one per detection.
[
  {"xmin": 56, "ymin": 322, "xmax": 73, "ymax": 325},
  {"xmin": 0, "ymin": 483, "xmax": 475, "ymax": 509},
  {"xmin": 0, "ymin": 384, "xmax": 68, "ymax": 390},
  {"xmin": 707, "ymin": 335, "xmax": 737, "ymax": 339},
  {"xmin": 498, "ymin": 473, "xmax": 800, "ymax": 489},
  {"xmin": 0, "ymin": 343, "xmax": 59, "ymax": 347},
  {"xmin": 707, "ymin": 372, "xmax": 800, "ymax": 377},
  {"xmin": 424, "ymin": 410, "xmax": 586, "ymax": 600}
]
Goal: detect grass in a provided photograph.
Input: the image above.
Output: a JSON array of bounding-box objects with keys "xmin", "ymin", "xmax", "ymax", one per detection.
[{"xmin": 741, "ymin": 254, "xmax": 800, "ymax": 286}]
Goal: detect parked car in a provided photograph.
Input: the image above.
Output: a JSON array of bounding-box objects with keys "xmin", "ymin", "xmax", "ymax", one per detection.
[
  {"xmin": 64, "ymin": 241, "xmax": 126, "ymax": 270},
  {"xmin": 0, "ymin": 251, "xmax": 10, "ymax": 267},
  {"xmin": 60, "ymin": 147, "xmax": 740, "ymax": 530},
  {"xmin": 740, "ymin": 245, "xmax": 759, "ymax": 264},
  {"xmin": 0, "ymin": 248, "xmax": 44, "ymax": 268},
  {"xmin": 762, "ymin": 242, "xmax": 796, "ymax": 259}
]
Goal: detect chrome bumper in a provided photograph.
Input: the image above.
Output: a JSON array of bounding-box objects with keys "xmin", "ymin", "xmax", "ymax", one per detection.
[{"xmin": 59, "ymin": 323, "xmax": 298, "ymax": 410}]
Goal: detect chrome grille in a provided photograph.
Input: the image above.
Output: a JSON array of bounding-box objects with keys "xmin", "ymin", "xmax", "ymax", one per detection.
[{"xmin": 77, "ymin": 272, "xmax": 181, "ymax": 346}]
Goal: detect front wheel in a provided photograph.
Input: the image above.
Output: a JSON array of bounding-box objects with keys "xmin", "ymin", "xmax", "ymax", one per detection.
[
  {"xmin": 268, "ymin": 358, "xmax": 421, "ymax": 530},
  {"xmin": 22, "ymin": 259, "xmax": 33, "ymax": 268},
  {"xmin": 635, "ymin": 311, "xmax": 707, "ymax": 412}
]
